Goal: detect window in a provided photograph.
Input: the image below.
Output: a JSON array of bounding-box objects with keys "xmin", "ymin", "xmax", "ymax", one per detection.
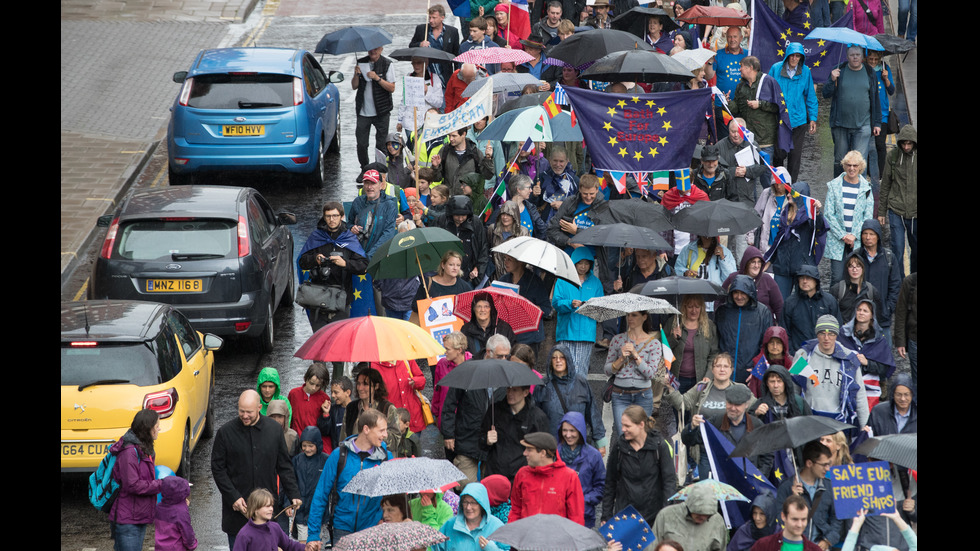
[
  {"xmin": 169, "ymin": 310, "xmax": 202, "ymax": 361},
  {"xmin": 187, "ymin": 73, "xmax": 293, "ymax": 109},
  {"xmin": 114, "ymin": 218, "xmax": 236, "ymax": 261}
]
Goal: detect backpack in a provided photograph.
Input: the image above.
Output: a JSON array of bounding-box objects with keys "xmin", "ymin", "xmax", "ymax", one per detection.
[{"xmin": 88, "ymin": 448, "xmax": 120, "ymax": 513}]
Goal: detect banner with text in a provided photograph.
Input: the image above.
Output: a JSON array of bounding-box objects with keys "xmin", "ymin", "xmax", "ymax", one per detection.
[
  {"xmin": 829, "ymin": 461, "xmax": 896, "ymax": 519},
  {"xmin": 420, "ymin": 80, "xmax": 493, "ymax": 142}
]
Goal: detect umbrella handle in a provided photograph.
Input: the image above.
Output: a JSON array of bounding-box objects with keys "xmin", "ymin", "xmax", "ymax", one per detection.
[{"xmin": 417, "ymin": 249, "xmax": 430, "ymax": 299}]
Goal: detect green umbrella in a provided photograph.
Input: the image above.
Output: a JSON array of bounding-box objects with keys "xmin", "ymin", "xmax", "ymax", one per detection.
[{"xmin": 366, "ymin": 227, "xmax": 463, "ymax": 296}]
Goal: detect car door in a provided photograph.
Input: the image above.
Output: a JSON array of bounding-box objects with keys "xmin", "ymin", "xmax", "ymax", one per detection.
[
  {"xmin": 304, "ymin": 54, "xmax": 333, "ymax": 142},
  {"xmin": 245, "ymin": 193, "xmax": 286, "ymax": 312},
  {"xmin": 169, "ymin": 310, "xmax": 209, "ymax": 440},
  {"xmin": 257, "ymin": 192, "xmax": 293, "ymax": 303}
]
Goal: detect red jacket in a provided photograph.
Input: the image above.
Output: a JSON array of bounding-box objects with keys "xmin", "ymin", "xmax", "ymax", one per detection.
[
  {"xmin": 751, "ymin": 532, "xmax": 822, "ymax": 551},
  {"xmin": 444, "ymin": 69, "xmax": 470, "ymax": 113},
  {"xmin": 508, "ymin": 458, "xmax": 585, "ymax": 525},
  {"xmin": 288, "ymin": 386, "xmax": 331, "ymax": 452},
  {"xmin": 374, "ymin": 360, "xmax": 427, "ymax": 433}
]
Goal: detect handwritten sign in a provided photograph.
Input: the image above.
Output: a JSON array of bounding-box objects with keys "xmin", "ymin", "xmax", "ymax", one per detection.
[
  {"xmin": 415, "ymin": 294, "xmax": 464, "ymax": 365},
  {"xmin": 419, "ymin": 79, "xmax": 493, "ymax": 142},
  {"xmin": 403, "ymin": 76, "xmax": 426, "ymax": 108},
  {"xmin": 829, "ymin": 461, "xmax": 896, "ymax": 519}
]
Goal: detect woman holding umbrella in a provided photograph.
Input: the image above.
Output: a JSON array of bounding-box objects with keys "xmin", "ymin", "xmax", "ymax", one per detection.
[
  {"xmin": 665, "ymin": 294, "xmax": 720, "ymax": 394},
  {"xmin": 499, "ymin": 254, "xmax": 552, "ymax": 356},
  {"xmin": 604, "ymin": 310, "xmax": 673, "ymax": 437},
  {"xmin": 460, "ymin": 292, "xmax": 517, "ymax": 358},
  {"xmin": 534, "ymin": 344, "xmax": 608, "ymax": 455}
]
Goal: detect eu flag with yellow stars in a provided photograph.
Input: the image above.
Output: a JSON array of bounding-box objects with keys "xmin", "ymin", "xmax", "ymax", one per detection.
[
  {"xmin": 701, "ymin": 421, "xmax": 777, "ymax": 528},
  {"xmin": 563, "ymin": 86, "xmax": 712, "ymax": 175},
  {"xmin": 751, "ymin": 0, "xmax": 855, "ymax": 82},
  {"xmin": 599, "ymin": 505, "xmax": 653, "ymax": 551},
  {"xmin": 348, "ymin": 273, "xmax": 376, "ymax": 317}
]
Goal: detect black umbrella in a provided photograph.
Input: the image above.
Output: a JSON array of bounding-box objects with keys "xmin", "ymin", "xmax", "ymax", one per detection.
[
  {"xmin": 569, "ymin": 222, "xmax": 671, "ymax": 251},
  {"xmin": 315, "ymin": 26, "xmax": 393, "ymax": 55},
  {"xmin": 631, "ymin": 276, "xmax": 725, "ymax": 299},
  {"xmin": 498, "ymin": 91, "xmax": 552, "ymax": 115},
  {"xmin": 669, "ymin": 198, "xmax": 763, "ymax": 236},
  {"xmin": 873, "ymin": 34, "xmax": 917, "ymax": 56},
  {"xmin": 853, "ymin": 433, "xmax": 917, "ymax": 470},
  {"xmin": 545, "ymin": 28, "xmax": 653, "ymax": 70},
  {"xmin": 610, "ymin": 7, "xmax": 681, "ymax": 39},
  {"xmin": 730, "ymin": 416, "xmax": 855, "ymax": 459},
  {"xmin": 588, "ymin": 198, "xmax": 673, "ymax": 232},
  {"xmin": 580, "ymin": 49, "xmax": 693, "ymax": 83},
  {"xmin": 388, "ymin": 46, "xmax": 457, "ymax": 63},
  {"xmin": 435, "ymin": 358, "xmax": 543, "ymax": 390},
  {"xmin": 490, "ymin": 514, "xmax": 608, "ymax": 551}
]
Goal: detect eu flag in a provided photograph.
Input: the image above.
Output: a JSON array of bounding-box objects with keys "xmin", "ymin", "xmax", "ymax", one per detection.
[
  {"xmin": 563, "ymin": 86, "xmax": 712, "ymax": 175},
  {"xmin": 751, "ymin": 0, "xmax": 855, "ymax": 82},
  {"xmin": 701, "ymin": 421, "xmax": 777, "ymax": 528}
]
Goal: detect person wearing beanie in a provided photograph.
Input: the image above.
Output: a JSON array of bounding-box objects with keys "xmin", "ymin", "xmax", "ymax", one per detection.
[
  {"xmin": 791, "ymin": 314, "xmax": 870, "ymax": 427},
  {"xmin": 508, "ymin": 431, "xmax": 585, "ymax": 525}
]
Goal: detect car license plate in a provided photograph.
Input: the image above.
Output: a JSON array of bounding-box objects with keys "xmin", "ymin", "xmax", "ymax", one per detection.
[
  {"xmin": 222, "ymin": 124, "xmax": 264, "ymax": 136},
  {"xmin": 146, "ymin": 279, "xmax": 203, "ymax": 293},
  {"xmin": 62, "ymin": 442, "xmax": 112, "ymax": 458}
]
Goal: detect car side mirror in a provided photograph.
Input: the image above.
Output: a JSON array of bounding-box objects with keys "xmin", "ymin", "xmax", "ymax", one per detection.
[
  {"xmin": 203, "ymin": 334, "xmax": 224, "ymax": 351},
  {"xmin": 328, "ymin": 71, "xmax": 345, "ymax": 84},
  {"xmin": 173, "ymin": 71, "xmax": 188, "ymax": 83},
  {"xmin": 277, "ymin": 212, "xmax": 298, "ymax": 225},
  {"xmin": 97, "ymin": 215, "xmax": 114, "ymax": 227}
]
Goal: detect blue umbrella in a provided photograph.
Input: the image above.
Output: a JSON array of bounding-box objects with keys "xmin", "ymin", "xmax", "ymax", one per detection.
[
  {"xmin": 315, "ymin": 26, "xmax": 393, "ymax": 55},
  {"xmin": 804, "ymin": 26, "xmax": 884, "ymax": 51},
  {"xmin": 478, "ymin": 105, "xmax": 583, "ymax": 142}
]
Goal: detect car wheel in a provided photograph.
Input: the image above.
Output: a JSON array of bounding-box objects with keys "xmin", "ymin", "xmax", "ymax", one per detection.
[
  {"xmin": 176, "ymin": 425, "xmax": 191, "ymax": 478},
  {"xmin": 307, "ymin": 135, "xmax": 326, "ymax": 188},
  {"xmin": 202, "ymin": 387, "xmax": 215, "ymax": 439},
  {"xmin": 327, "ymin": 110, "xmax": 341, "ymax": 154},
  {"xmin": 280, "ymin": 264, "xmax": 295, "ymax": 309},
  {"xmin": 168, "ymin": 166, "xmax": 191, "ymax": 186},
  {"xmin": 256, "ymin": 300, "xmax": 275, "ymax": 353}
]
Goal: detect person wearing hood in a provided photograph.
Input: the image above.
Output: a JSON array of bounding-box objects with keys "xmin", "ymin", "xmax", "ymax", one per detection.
[
  {"xmin": 290, "ymin": 426, "xmax": 328, "ymax": 543},
  {"xmin": 480, "ymin": 384, "xmax": 551, "ymax": 481},
  {"xmin": 552, "ymin": 246, "xmax": 604, "ymax": 379},
  {"xmin": 727, "ymin": 492, "xmax": 779, "ymax": 551},
  {"xmin": 837, "ymin": 298, "xmax": 896, "ymax": 409},
  {"xmin": 266, "ymin": 399, "xmax": 299, "ymax": 459},
  {"xmin": 780, "ymin": 264, "xmax": 842, "ymax": 352},
  {"xmin": 381, "ymin": 132, "xmax": 414, "ymax": 189},
  {"xmin": 508, "ymin": 431, "xmax": 586, "ymax": 525},
  {"xmin": 650, "ymin": 481, "xmax": 728, "ymax": 551},
  {"xmin": 154, "ymin": 476, "xmax": 198, "ymax": 551},
  {"xmin": 715, "ymin": 275, "xmax": 774, "ymax": 384},
  {"xmin": 433, "ymin": 127, "xmax": 495, "ymax": 197},
  {"xmin": 878, "ymin": 125, "xmax": 916, "ymax": 277},
  {"xmin": 823, "ymin": 150, "xmax": 875, "ymax": 287},
  {"xmin": 305, "ymin": 408, "xmax": 393, "ymax": 546},
  {"xmin": 792, "ymin": 315, "xmax": 870, "ymax": 428},
  {"xmin": 461, "ymin": 293, "xmax": 517, "ymax": 358},
  {"xmin": 109, "ymin": 409, "xmax": 164, "ymax": 551},
  {"xmin": 894, "ymin": 273, "xmax": 917, "ymax": 387},
  {"xmin": 348, "ymin": 169, "xmax": 399, "ymax": 260},
  {"xmin": 256, "ymin": 367, "xmax": 292, "ymax": 427},
  {"xmin": 719, "ymin": 245, "xmax": 784, "ymax": 324},
  {"xmin": 865, "ymin": 50, "xmax": 895, "ymax": 185},
  {"xmin": 432, "ymin": 482, "xmax": 506, "ymax": 551},
  {"xmin": 852, "ymin": 218, "xmax": 902, "ymax": 340},
  {"xmin": 762, "ymin": 185, "xmax": 828, "ymax": 303},
  {"xmin": 410, "ymin": 490, "xmax": 456, "ymax": 531},
  {"xmin": 745, "ymin": 325, "xmax": 793, "ymax": 397},
  {"xmin": 480, "ymin": 474, "xmax": 512, "ymax": 525},
  {"xmin": 750, "ymin": 495, "xmax": 823, "ymax": 551},
  {"xmin": 869, "ymin": 373, "xmax": 916, "ymax": 437},
  {"xmin": 536, "ymin": 345, "xmax": 608, "ymax": 455},
  {"xmin": 829, "ymin": 252, "xmax": 883, "ymax": 324},
  {"xmin": 749, "ymin": 364, "xmax": 812, "ymax": 422},
  {"xmin": 459, "ymin": 172, "xmax": 489, "ymax": 218},
  {"xmin": 298, "ymin": 201, "xmax": 370, "ymax": 332},
  {"xmin": 438, "ymin": 195, "xmax": 490, "ymax": 287},
  {"xmin": 768, "ymin": 42, "xmax": 818, "ymax": 183},
  {"xmin": 488, "ymin": 200, "xmax": 530, "ymax": 280},
  {"xmin": 556, "ymin": 411, "xmax": 606, "ymax": 528}
]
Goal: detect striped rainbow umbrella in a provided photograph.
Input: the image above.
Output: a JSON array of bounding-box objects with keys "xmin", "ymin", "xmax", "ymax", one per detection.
[{"xmin": 294, "ymin": 315, "xmax": 445, "ymax": 363}]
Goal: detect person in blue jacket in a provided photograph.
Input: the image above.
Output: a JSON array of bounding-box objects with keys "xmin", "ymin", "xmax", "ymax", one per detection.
[
  {"xmin": 865, "ymin": 49, "xmax": 895, "ymax": 184},
  {"xmin": 556, "ymin": 411, "xmax": 606, "ymax": 528},
  {"xmin": 535, "ymin": 345, "xmax": 608, "ymax": 455},
  {"xmin": 432, "ymin": 482, "xmax": 506, "ymax": 551},
  {"xmin": 727, "ymin": 491, "xmax": 780, "ymax": 551},
  {"xmin": 305, "ymin": 409, "xmax": 392, "ymax": 546},
  {"xmin": 348, "ymin": 169, "xmax": 399, "ymax": 260},
  {"xmin": 552, "ymin": 246, "xmax": 604, "ymax": 379},
  {"xmin": 715, "ymin": 274, "xmax": 774, "ymax": 384},
  {"xmin": 768, "ymin": 42, "xmax": 818, "ymax": 183},
  {"xmin": 290, "ymin": 426, "xmax": 328, "ymax": 543}
]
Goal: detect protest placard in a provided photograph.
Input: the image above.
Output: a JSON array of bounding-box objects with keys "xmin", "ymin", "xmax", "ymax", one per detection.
[
  {"xmin": 829, "ymin": 461, "xmax": 896, "ymax": 519},
  {"xmin": 419, "ymin": 79, "xmax": 493, "ymax": 142},
  {"xmin": 403, "ymin": 76, "xmax": 426, "ymax": 108}
]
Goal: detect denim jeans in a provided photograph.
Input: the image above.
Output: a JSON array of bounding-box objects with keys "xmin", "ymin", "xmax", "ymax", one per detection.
[
  {"xmin": 610, "ymin": 386, "xmax": 654, "ymax": 436},
  {"xmin": 898, "ymin": 0, "xmax": 917, "ymax": 40},
  {"xmin": 111, "ymin": 523, "xmax": 147, "ymax": 551},
  {"xmin": 810, "ymin": 0, "xmax": 831, "ymax": 27},
  {"xmin": 829, "ymin": 258, "xmax": 846, "ymax": 289},
  {"xmin": 830, "ymin": 1, "xmax": 847, "ymax": 23},
  {"xmin": 887, "ymin": 211, "xmax": 917, "ymax": 277},
  {"xmin": 831, "ymin": 125, "xmax": 873, "ymax": 178},
  {"xmin": 383, "ymin": 308, "xmax": 411, "ymax": 321}
]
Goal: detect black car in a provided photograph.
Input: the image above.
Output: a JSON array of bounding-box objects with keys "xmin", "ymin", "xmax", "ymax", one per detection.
[{"xmin": 89, "ymin": 186, "xmax": 297, "ymax": 351}]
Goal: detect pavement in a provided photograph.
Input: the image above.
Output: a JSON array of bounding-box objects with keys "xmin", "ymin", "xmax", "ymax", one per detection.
[{"xmin": 60, "ymin": 0, "xmax": 917, "ymax": 286}]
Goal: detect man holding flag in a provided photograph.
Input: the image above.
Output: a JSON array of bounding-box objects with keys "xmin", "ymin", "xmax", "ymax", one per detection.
[{"xmin": 729, "ymin": 56, "xmax": 793, "ymax": 166}]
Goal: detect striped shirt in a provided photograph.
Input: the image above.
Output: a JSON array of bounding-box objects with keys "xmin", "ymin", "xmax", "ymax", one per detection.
[{"xmin": 841, "ymin": 180, "xmax": 860, "ymax": 236}]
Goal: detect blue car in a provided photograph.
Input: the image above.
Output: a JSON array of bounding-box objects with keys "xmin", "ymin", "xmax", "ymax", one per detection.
[{"xmin": 167, "ymin": 48, "xmax": 343, "ymax": 186}]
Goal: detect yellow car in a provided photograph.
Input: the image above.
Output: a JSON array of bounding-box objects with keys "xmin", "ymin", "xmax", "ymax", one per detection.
[{"xmin": 61, "ymin": 300, "xmax": 222, "ymax": 476}]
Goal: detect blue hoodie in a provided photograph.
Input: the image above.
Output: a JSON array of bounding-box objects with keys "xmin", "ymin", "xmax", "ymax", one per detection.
[
  {"xmin": 768, "ymin": 42, "xmax": 818, "ymax": 129},
  {"xmin": 433, "ymin": 483, "xmax": 507, "ymax": 551},
  {"xmin": 291, "ymin": 426, "xmax": 328, "ymax": 526},
  {"xmin": 727, "ymin": 492, "xmax": 779, "ymax": 551},
  {"xmin": 552, "ymin": 247, "xmax": 603, "ymax": 342},
  {"xmin": 556, "ymin": 411, "xmax": 606, "ymax": 528},
  {"xmin": 535, "ymin": 344, "xmax": 608, "ymax": 449}
]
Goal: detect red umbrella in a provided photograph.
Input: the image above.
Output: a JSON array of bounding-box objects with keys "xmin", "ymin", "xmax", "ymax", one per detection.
[
  {"xmin": 453, "ymin": 287, "xmax": 542, "ymax": 334},
  {"xmin": 677, "ymin": 5, "xmax": 752, "ymax": 26},
  {"xmin": 453, "ymin": 47, "xmax": 534, "ymax": 65}
]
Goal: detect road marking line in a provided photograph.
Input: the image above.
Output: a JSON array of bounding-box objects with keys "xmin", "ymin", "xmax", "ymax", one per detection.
[{"xmin": 74, "ymin": 280, "xmax": 88, "ymax": 302}]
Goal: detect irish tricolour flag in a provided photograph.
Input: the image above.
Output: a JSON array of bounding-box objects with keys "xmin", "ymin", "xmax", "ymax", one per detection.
[{"xmin": 790, "ymin": 356, "xmax": 819, "ymax": 387}]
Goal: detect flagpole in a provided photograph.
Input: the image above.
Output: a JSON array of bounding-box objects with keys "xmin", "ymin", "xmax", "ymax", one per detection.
[{"xmin": 479, "ymin": 136, "xmax": 528, "ymax": 219}]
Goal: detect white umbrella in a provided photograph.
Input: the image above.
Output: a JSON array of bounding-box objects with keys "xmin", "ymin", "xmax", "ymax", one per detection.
[
  {"xmin": 575, "ymin": 293, "xmax": 680, "ymax": 322},
  {"xmin": 671, "ymin": 48, "xmax": 717, "ymax": 72},
  {"xmin": 343, "ymin": 457, "xmax": 466, "ymax": 497},
  {"xmin": 491, "ymin": 236, "xmax": 581, "ymax": 287}
]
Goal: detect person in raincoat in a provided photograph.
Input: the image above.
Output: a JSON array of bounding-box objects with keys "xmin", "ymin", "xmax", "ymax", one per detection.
[
  {"xmin": 745, "ymin": 325, "xmax": 793, "ymax": 398},
  {"xmin": 837, "ymin": 298, "xmax": 896, "ymax": 410},
  {"xmin": 726, "ymin": 492, "xmax": 780, "ymax": 551},
  {"xmin": 715, "ymin": 275, "xmax": 774, "ymax": 384},
  {"xmin": 748, "ymin": 365, "xmax": 813, "ymax": 422},
  {"xmin": 432, "ymin": 483, "xmax": 506, "ymax": 551},
  {"xmin": 535, "ymin": 344, "xmax": 608, "ymax": 455},
  {"xmin": 761, "ymin": 184, "xmax": 827, "ymax": 303},
  {"xmin": 552, "ymin": 246, "xmax": 604, "ymax": 379},
  {"xmin": 256, "ymin": 367, "xmax": 292, "ymax": 428},
  {"xmin": 289, "ymin": 426, "xmax": 328, "ymax": 543},
  {"xmin": 556, "ymin": 411, "xmax": 606, "ymax": 528},
  {"xmin": 768, "ymin": 43, "xmax": 818, "ymax": 183},
  {"xmin": 154, "ymin": 476, "xmax": 198, "ymax": 551},
  {"xmin": 780, "ymin": 264, "xmax": 842, "ymax": 352},
  {"xmin": 650, "ymin": 481, "xmax": 728, "ymax": 550}
]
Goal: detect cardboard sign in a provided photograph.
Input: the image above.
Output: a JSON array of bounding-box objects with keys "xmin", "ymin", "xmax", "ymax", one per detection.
[
  {"xmin": 415, "ymin": 294, "xmax": 464, "ymax": 364},
  {"xmin": 829, "ymin": 461, "xmax": 896, "ymax": 519},
  {"xmin": 403, "ymin": 76, "xmax": 426, "ymax": 108}
]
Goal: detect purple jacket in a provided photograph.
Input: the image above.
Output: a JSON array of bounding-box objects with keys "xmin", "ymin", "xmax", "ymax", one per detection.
[
  {"xmin": 556, "ymin": 411, "xmax": 605, "ymax": 528},
  {"xmin": 232, "ymin": 519, "xmax": 305, "ymax": 551},
  {"xmin": 718, "ymin": 246, "xmax": 784, "ymax": 323},
  {"xmin": 109, "ymin": 430, "xmax": 163, "ymax": 525},
  {"xmin": 154, "ymin": 476, "xmax": 198, "ymax": 550}
]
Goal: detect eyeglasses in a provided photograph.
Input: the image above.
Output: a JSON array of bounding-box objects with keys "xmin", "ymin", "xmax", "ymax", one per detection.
[
  {"xmin": 460, "ymin": 499, "xmax": 480, "ymax": 508},
  {"xmin": 324, "ymin": 214, "xmax": 342, "ymax": 219}
]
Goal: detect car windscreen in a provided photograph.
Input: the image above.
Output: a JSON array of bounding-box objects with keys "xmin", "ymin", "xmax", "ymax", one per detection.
[
  {"xmin": 114, "ymin": 218, "xmax": 236, "ymax": 261},
  {"xmin": 62, "ymin": 343, "xmax": 162, "ymax": 387},
  {"xmin": 187, "ymin": 73, "xmax": 293, "ymax": 109}
]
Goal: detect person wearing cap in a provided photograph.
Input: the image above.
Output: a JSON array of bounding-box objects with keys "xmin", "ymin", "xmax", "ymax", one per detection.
[
  {"xmin": 768, "ymin": 42, "xmax": 818, "ymax": 184},
  {"xmin": 823, "ymin": 46, "xmax": 881, "ymax": 178},
  {"xmin": 516, "ymin": 31, "xmax": 558, "ymax": 84},
  {"xmin": 480, "ymin": 386, "xmax": 550, "ymax": 481},
  {"xmin": 753, "ymin": 167, "xmax": 793, "ymax": 256},
  {"xmin": 357, "ymin": 162, "xmax": 411, "ymax": 220},
  {"xmin": 352, "ymin": 45, "xmax": 396, "ymax": 169},
  {"xmin": 507, "ymin": 430, "xmax": 586, "ymax": 525},
  {"xmin": 348, "ymin": 169, "xmax": 399, "ymax": 259},
  {"xmin": 585, "ymin": 0, "xmax": 613, "ymax": 29},
  {"xmin": 381, "ymin": 132, "xmax": 414, "ymax": 188},
  {"xmin": 692, "ymin": 144, "xmax": 734, "ymax": 203},
  {"xmin": 780, "ymin": 264, "xmax": 842, "ymax": 352},
  {"xmin": 684, "ymin": 384, "xmax": 773, "ymax": 477},
  {"xmin": 650, "ymin": 480, "xmax": 728, "ymax": 551},
  {"xmin": 791, "ymin": 315, "xmax": 870, "ymax": 427}
]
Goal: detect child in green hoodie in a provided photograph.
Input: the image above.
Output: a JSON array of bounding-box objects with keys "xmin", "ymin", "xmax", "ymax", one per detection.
[{"xmin": 256, "ymin": 366, "xmax": 292, "ymax": 428}]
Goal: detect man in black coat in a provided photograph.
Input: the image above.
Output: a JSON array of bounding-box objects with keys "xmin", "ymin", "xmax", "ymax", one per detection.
[
  {"xmin": 409, "ymin": 4, "xmax": 461, "ymax": 87},
  {"xmin": 480, "ymin": 386, "xmax": 551, "ymax": 481},
  {"xmin": 211, "ymin": 390, "xmax": 301, "ymax": 548}
]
